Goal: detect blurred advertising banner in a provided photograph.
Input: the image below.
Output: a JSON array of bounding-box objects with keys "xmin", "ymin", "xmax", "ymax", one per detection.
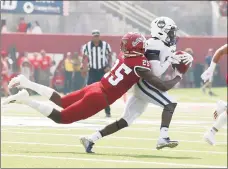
[{"xmin": 1, "ymin": 1, "xmax": 69, "ymax": 15}]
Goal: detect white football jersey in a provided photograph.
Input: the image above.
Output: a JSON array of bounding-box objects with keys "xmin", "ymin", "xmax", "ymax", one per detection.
[
  {"xmin": 144, "ymin": 38, "xmax": 176, "ymax": 76},
  {"xmin": 145, "ymin": 38, "xmax": 175, "ymax": 64}
]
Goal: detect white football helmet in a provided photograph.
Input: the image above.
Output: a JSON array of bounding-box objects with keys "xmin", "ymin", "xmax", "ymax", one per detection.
[{"xmin": 150, "ymin": 17, "xmax": 178, "ymax": 46}]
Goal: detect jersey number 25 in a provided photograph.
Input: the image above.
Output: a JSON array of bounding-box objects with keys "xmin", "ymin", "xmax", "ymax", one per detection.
[{"xmin": 104, "ymin": 59, "xmax": 132, "ymax": 86}]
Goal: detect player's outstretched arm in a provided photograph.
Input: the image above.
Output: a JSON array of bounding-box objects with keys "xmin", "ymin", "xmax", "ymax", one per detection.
[
  {"xmin": 201, "ymin": 44, "xmax": 227, "ymax": 82},
  {"xmin": 136, "ymin": 69, "xmax": 181, "ymax": 92},
  {"xmin": 212, "ymin": 44, "xmax": 227, "ymax": 64}
]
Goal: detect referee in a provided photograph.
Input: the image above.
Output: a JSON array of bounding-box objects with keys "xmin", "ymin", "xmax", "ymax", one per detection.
[{"xmin": 82, "ymin": 30, "xmax": 112, "ymax": 117}]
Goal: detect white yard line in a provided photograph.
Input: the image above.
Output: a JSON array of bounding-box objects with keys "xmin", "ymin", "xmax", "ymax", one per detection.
[
  {"xmin": 1, "ymin": 113, "xmax": 215, "ymax": 120},
  {"xmin": 2, "ymin": 141, "xmax": 227, "ymax": 155},
  {"xmin": 1, "ymin": 116, "xmax": 218, "ymax": 127},
  {"xmin": 2, "ymin": 131, "xmax": 227, "ymax": 144},
  {"xmin": 1, "ymin": 154, "xmax": 226, "ymax": 168},
  {"xmin": 2, "ymin": 126, "xmax": 227, "ymax": 136}
]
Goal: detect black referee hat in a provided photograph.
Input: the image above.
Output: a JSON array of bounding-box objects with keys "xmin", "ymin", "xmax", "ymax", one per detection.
[{"xmin": 92, "ymin": 29, "xmax": 100, "ymax": 36}]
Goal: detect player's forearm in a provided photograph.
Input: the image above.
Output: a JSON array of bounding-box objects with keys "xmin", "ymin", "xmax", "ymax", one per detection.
[
  {"xmin": 136, "ymin": 69, "xmax": 181, "ymax": 92},
  {"xmin": 146, "ymin": 76, "xmax": 181, "ymax": 92},
  {"xmin": 212, "ymin": 44, "xmax": 227, "ymax": 64}
]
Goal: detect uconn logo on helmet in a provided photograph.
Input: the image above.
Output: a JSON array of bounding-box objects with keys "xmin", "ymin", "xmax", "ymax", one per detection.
[
  {"xmin": 1, "ymin": 0, "xmax": 18, "ymax": 10},
  {"xmin": 132, "ymin": 37, "xmax": 144, "ymax": 47}
]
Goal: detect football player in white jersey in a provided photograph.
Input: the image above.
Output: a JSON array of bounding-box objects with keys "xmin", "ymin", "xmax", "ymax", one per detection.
[
  {"xmin": 80, "ymin": 17, "xmax": 193, "ymax": 153},
  {"xmin": 201, "ymin": 44, "xmax": 227, "ymax": 145}
]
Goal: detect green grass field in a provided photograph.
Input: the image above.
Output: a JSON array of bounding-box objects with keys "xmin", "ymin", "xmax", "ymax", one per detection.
[{"xmin": 1, "ymin": 88, "xmax": 227, "ymax": 168}]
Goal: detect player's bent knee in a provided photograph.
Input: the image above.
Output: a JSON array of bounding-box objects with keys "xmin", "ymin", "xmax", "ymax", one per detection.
[{"xmin": 164, "ymin": 103, "xmax": 177, "ymax": 113}]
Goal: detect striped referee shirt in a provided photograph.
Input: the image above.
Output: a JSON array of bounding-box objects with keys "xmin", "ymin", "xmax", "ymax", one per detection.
[{"xmin": 83, "ymin": 40, "xmax": 111, "ymax": 69}]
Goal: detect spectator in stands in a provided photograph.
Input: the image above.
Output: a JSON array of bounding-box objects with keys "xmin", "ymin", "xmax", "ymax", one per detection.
[
  {"xmin": 32, "ymin": 21, "xmax": 43, "ymax": 34},
  {"xmin": 184, "ymin": 48, "xmax": 195, "ymax": 88},
  {"xmin": 1, "ymin": 19, "xmax": 8, "ymax": 33},
  {"xmin": 72, "ymin": 52, "xmax": 85, "ymax": 91},
  {"xmin": 29, "ymin": 52, "xmax": 41, "ymax": 83},
  {"xmin": 20, "ymin": 57, "xmax": 33, "ymax": 80},
  {"xmin": 26, "ymin": 22, "xmax": 33, "ymax": 34},
  {"xmin": 1, "ymin": 50, "xmax": 10, "ymax": 96},
  {"xmin": 64, "ymin": 52, "xmax": 74, "ymax": 94},
  {"xmin": 201, "ymin": 48, "xmax": 216, "ymax": 96},
  {"xmin": 39, "ymin": 50, "xmax": 52, "ymax": 87},
  {"xmin": 17, "ymin": 17, "xmax": 27, "ymax": 33},
  {"xmin": 17, "ymin": 52, "xmax": 28, "ymax": 72},
  {"xmin": 219, "ymin": 1, "xmax": 227, "ymax": 16}
]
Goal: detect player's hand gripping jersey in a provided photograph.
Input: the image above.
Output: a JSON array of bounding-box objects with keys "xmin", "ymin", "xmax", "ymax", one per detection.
[{"xmin": 101, "ymin": 53, "xmax": 151, "ymax": 104}]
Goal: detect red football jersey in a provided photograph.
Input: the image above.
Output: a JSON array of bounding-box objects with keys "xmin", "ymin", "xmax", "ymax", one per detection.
[{"xmin": 101, "ymin": 53, "xmax": 151, "ymax": 104}]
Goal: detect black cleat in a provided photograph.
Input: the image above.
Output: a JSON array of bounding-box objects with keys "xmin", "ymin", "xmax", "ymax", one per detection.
[
  {"xmin": 80, "ymin": 137, "xmax": 95, "ymax": 153},
  {"xmin": 156, "ymin": 137, "xmax": 179, "ymax": 150}
]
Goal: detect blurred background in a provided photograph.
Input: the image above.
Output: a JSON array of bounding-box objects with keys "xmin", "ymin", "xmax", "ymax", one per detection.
[{"xmin": 1, "ymin": 1, "xmax": 227, "ymax": 96}]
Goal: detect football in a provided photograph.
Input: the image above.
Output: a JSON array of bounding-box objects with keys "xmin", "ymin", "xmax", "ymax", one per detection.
[{"xmin": 172, "ymin": 50, "xmax": 191, "ymax": 74}]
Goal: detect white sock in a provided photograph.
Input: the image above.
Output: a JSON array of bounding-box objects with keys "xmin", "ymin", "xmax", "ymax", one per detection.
[
  {"xmin": 27, "ymin": 81, "xmax": 55, "ymax": 99},
  {"xmin": 216, "ymin": 100, "xmax": 227, "ymax": 114},
  {"xmin": 213, "ymin": 111, "xmax": 227, "ymax": 131},
  {"xmin": 22, "ymin": 99, "xmax": 54, "ymax": 117},
  {"xmin": 160, "ymin": 127, "xmax": 169, "ymax": 138},
  {"xmin": 88, "ymin": 131, "xmax": 102, "ymax": 142}
]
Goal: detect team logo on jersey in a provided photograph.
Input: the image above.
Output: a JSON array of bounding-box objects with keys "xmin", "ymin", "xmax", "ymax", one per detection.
[
  {"xmin": 157, "ymin": 20, "xmax": 166, "ymax": 28},
  {"xmin": 132, "ymin": 37, "xmax": 144, "ymax": 47}
]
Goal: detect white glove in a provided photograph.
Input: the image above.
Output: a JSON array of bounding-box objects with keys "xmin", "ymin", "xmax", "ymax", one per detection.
[
  {"xmin": 169, "ymin": 45, "xmax": 176, "ymax": 53},
  {"xmin": 201, "ymin": 62, "xmax": 216, "ymax": 83},
  {"xmin": 173, "ymin": 67, "xmax": 182, "ymax": 79},
  {"xmin": 178, "ymin": 52, "xmax": 193, "ymax": 65},
  {"xmin": 167, "ymin": 54, "xmax": 181, "ymax": 64}
]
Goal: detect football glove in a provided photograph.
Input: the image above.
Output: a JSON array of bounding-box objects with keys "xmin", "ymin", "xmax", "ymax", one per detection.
[{"xmin": 178, "ymin": 52, "xmax": 193, "ymax": 65}]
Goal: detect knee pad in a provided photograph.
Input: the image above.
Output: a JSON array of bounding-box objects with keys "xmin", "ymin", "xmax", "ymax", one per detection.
[
  {"xmin": 164, "ymin": 103, "xmax": 177, "ymax": 113},
  {"xmin": 216, "ymin": 100, "xmax": 227, "ymax": 114}
]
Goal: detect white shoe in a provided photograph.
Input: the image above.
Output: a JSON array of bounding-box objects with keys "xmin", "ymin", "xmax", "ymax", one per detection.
[
  {"xmin": 204, "ymin": 130, "xmax": 216, "ymax": 146},
  {"xmin": 1, "ymin": 89, "xmax": 29, "ymax": 105},
  {"xmin": 214, "ymin": 100, "xmax": 227, "ymax": 120},
  {"xmin": 156, "ymin": 137, "xmax": 179, "ymax": 150},
  {"xmin": 8, "ymin": 74, "xmax": 31, "ymax": 89}
]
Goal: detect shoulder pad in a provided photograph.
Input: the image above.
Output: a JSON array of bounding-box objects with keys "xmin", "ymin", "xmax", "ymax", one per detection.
[{"xmin": 145, "ymin": 38, "xmax": 165, "ymax": 51}]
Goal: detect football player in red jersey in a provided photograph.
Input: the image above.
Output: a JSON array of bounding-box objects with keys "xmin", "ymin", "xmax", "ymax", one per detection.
[
  {"xmin": 4, "ymin": 32, "xmax": 182, "ymax": 129},
  {"xmin": 201, "ymin": 44, "xmax": 227, "ymax": 145}
]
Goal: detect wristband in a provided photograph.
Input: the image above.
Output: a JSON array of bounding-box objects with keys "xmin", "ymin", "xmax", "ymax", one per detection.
[{"xmin": 210, "ymin": 61, "xmax": 216, "ymax": 71}]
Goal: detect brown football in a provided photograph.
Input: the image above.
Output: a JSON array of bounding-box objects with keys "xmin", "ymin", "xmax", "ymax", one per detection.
[{"xmin": 172, "ymin": 50, "xmax": 191, "ymax": 74}]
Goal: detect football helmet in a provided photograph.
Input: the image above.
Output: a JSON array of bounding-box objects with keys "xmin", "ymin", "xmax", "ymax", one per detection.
[
  {"xmin": 120, "ymin": 32, "xmax": 146, "ymax": 57},
  {"xmin": 150, "ymin": 17, "xmax": 178, "ymax": 46}
]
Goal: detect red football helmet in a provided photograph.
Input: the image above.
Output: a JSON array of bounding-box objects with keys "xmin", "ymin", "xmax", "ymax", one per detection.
[{"xmin": 120, "ymin": 32, "xmax": 146, "ymax": 57}]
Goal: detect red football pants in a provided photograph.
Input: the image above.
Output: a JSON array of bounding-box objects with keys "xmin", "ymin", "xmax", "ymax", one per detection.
[{"xmin": 60, "ymin": 82, "xmax": 108, "ymax": 124}]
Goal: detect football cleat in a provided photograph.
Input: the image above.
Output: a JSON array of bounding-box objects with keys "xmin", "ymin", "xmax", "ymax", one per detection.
[
  {"xmin": 156, "ymin": 137, "xmax": 179, "ymax": 150},
  {"xmin": 204, "ymin": 130, "xmax": 215, "ymax": 146},
  {"xmin": 8, "ymin": 74, "xmax": 31, "ymax": 89},
  {"xmin": 1, "ymin": 89, "xmax": 29, "ymax": 105},
  {"xmin": 80, "ymin": 137, "xmax": 95, "ymax": 153}
]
